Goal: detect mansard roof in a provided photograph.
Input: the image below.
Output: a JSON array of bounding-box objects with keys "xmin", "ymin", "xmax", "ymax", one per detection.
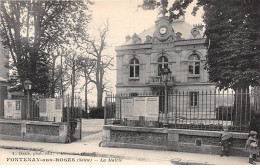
[{"xmin": 124, "ymin": 17, "xmax": 203, "ymax": 45}]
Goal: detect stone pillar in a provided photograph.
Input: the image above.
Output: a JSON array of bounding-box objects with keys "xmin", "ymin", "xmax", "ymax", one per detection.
[
  {"xmin": 102, "ymin": 129, "xmax": 111, "ymax": 147},
  {"xmin": 59, "ymin": 124, "xmax": 68, "ymax": 143},
  {"xmin": 0, "ymin": 85, "xmax": 7, "ymax": 118},
  {"xmin": 168, "ymin": 130, "xmax": 179, "ymax": 151},
  {"xmin": 255, "ymin": 87, "xmax": 260, "ymax": 114},
  {"xmin": 21, "ymin": 121, "xmax": 27, "ymax": 141}
]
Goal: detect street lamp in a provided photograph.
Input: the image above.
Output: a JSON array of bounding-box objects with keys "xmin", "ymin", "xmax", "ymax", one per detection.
[
  {"xmin": 24, "ymin": 79, "xmax": 32, "ymax": 120},
  {"xmin": 160, "ymin": 67, "xmax": 171, "ymax": 125},
  {"xmin": 256, "ymin": 76, "xmax": 260, "ymax": 114}
]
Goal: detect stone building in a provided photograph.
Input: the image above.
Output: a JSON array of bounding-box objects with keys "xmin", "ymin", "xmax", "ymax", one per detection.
[
  {"xmin": 0, "ymin": 37, "xmax": 9, "ymax": 117},
  {"xmin": 115, "ymin": 16, "xmax": 216, "ymax": 120}
]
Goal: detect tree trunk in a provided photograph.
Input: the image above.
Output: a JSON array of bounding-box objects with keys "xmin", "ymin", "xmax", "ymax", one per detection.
[
  {"xmin": 97, "ymin": 84, "xmax": 103, "ymax": 108},
  {"xmin": 31, "ymin": 2, "xmax": 41, "ymax": 92},
  {"xmin": 50, "ymin": 57, "xmax": 56, "ymax": 98},
  {"xmin": 84, "ymin": 73, "xmax": 88, "ymax": 118},
  {"xmin": 233, "ymin": 85, "xmax": 250, "ymax": 126},
  {"xmin": 60, "ymin": 54, "xmax": 64, "ymax": 107},
  {"xmin": 71, "ymin": 59, "xmax": 76, "ymax": 118},
  {"xmin": 256, "ymin": 87, "xmax": 260, "ymax": 115}
]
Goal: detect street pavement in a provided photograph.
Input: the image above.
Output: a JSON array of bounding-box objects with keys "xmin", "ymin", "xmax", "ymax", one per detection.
[
  {"xmin": 0, "ymin": 148, "xmax": 165, "ymax": 165},
  {"xmin": 0, "ymin": 119, "xmax": 257, "ymax": 165}
]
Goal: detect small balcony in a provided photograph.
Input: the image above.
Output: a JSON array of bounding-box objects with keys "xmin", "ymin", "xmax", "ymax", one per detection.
[
  {"xmin": 128, "ymin": 77, "xmax": 140, "ymax": 85},
  {"xmin": 187, "ymin": 74, "xmax": 200, "ymax": 83},
  {"xmin": 149, "ymin": 76, "xmax": 175, "ymax": 86}
]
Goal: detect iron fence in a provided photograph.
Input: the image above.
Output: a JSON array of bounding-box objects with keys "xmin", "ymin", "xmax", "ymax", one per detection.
[
  {"xmin": 63, "ymin": 95, "xmax": 83, "ymax": 142},
  {"xmin": 104, "ymin": 89, "xmax": 260, "ymax": 132},
  {"xmin": 1, "ymin": 95, "xmax": 83, "ymax": 142}
]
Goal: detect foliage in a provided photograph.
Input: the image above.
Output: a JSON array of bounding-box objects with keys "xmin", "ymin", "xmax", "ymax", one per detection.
[
  {"xmin": 81, "ymin": 109, "xmax": 89, "ymax": 119},
  {"xmin": 63, "ymin": 106, "xmax": 83, "ymax": 121},
  {"xmin": 140, "ymin": 0, "xmax": 260, "ymax": 90},
  {"xmin": 89, "ymin": 106, "xmax": 104, "ymax": 119},
  {"xmin": 215, "ymin": 106, "xmax": 232, "ymax": 121},
  {"xmin": 203, "ymin": 0, "xmax": 260, "ymax": 90},
  {"xmin": 140, "ymin": 0, "xmax": 260, "ymax": 126},
  {"xmin": 0, "ymin": 0, "xmax": 92, "ymax": 95}
]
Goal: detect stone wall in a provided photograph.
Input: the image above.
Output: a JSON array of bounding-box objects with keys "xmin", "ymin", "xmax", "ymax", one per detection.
[
  {"xmin": 110, "ymin": 130, "xmax": 167, "ymax": 146},
  {"xmin": 103, "ymin": 125, "xmax": 249, "ymax": 156},
  {"xmin": 179, "ymin": 134, "xmax": 219, "ymax": 146},
  {"xmin": 0, "ymin": 122, "xmax": 22, "ymax": 136},
  {"xmin": 0, "ymin": 119, "xmax": 68, "ymax": 143},
  {"xmin": 26, "ymin": 124, "xmax": 59, "ymax": 136}
]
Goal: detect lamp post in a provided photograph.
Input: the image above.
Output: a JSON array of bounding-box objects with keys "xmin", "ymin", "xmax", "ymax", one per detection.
[
  {"xmin": 161, "ymin": 67, "xmax": 171, "ymax": 125},
  {"xmin": 256, "ymin": 76, "xmax": 260, "ymax": 115},
  {"xmin": 24, "ymin": 79, "xmax": 32, "ymax": 120}
]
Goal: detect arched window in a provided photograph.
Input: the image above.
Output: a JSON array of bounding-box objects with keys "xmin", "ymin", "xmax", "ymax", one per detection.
[
  {"xmin": 130, "ymin": 58, "xmax": 139, "ymax": 78},
  {"xmin": 158, "ymin": 56, "xmax": 168, "ymax": 76},
  {"xmin": 188, "ymin": 54, "xmax": 200, "ymax": 75}
]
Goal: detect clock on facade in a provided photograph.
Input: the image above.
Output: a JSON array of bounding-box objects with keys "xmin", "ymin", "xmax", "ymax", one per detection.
[{"xmin": 159, "ymin": 27, "xmax": 167, "ymax": 35}]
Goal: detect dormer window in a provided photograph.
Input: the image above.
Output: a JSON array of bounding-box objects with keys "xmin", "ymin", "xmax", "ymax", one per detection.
[
  {"xmin": 188, "ymin": 54, "xmax": 200, "ymax": 75},
  {"xmin": 158, "ymin": 56, "xmax": 168, "ymax": 76},
  {"xmin": 130, "ymin": 58, "xmax": 139, "ymax": 78}
]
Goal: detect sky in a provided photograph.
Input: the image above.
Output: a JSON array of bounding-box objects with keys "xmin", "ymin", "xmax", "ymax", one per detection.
[{"xmin": 80, "ymin": 0, "xmax": 203, "ymax": 106}]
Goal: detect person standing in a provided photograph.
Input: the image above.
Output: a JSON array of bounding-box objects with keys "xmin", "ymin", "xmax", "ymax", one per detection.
[
  {"xmin": 245, "ymin": 131, "xmax": 260, "ymax": 165},
  {"xmin": 219, "ymin": 126, "xmax": 233, "ymax": 157},
  {"xmin": 249, "ymin": 113, "xmax": 260, "ymax": 161}
]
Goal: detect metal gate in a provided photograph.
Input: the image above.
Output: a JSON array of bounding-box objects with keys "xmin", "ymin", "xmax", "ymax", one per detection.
[{"xmin": 63, "ymin": 95, "xmax": 82, "ymax": 143}]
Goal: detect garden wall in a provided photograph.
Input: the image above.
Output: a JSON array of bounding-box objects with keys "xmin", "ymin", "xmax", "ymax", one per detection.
[
  {"xmin": 102, "ymin": 125, "xmax": 248, "ymax": 156},
  {"xmin": 0, "ymin": 119, "xmax": 68, "ymax": 143}
]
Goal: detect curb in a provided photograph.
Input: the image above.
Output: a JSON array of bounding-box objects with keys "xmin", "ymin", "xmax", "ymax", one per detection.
[
  {"xmin": 0, "ymin": 145, "xmax": 43, "ymax": 151},
  {"xmin": 0, "ymin": 145, "xmax": 151, "ymax": 162},
  {"xmin": 0, "ymin": 145, "xmax": 216, "ymax": 165},
  {"xmin": 170, "ymin": 158, "xmax": 211, "ymax": 165}
]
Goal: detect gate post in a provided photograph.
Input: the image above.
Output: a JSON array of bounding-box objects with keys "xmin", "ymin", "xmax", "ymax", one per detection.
[
  {"xmin": 104, "ymin": 97, "xmax": 107, "ymax": 125},
  {"xmin": 256, "ymin": 87, "xmax": 260, "ymax": 115},
  {"xmin": 67, "ymin": 95, "xmax": 71, "ymax": 143}
]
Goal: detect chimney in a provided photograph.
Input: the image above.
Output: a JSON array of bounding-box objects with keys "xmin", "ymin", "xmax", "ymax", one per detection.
[
  {"xmin": 176, "ymin": 32, "xmax": 182, "ymax": 40},
  {"xmin": 125, "ymin": 35, "xmax": 131, "ymax": 42}
]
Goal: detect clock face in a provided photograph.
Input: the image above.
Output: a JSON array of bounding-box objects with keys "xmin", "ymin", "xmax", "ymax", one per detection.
[{"xmin": 159, "ymin": 27, "xmax": 167, "ymax": 35}]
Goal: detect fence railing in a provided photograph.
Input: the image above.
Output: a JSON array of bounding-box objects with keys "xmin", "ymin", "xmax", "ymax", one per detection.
[
  {"xmin": 1, "ymin": 95, "xmax": 83, "ymax": 142},
  {"xmin": 150, "ymin": 76, "xmax": 175, "ymax": 84},
  {"xmin": 104, "ymin": 89, "xmax": 260, "ymax": 132},
  {"xmin": 1, "ymin": 95, "xmax": 83, "ymax": 122}
]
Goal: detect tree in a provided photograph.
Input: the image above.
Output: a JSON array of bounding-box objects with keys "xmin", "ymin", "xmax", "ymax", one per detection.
[
  {"xmin": 140, "ymin": 0, "xmax": 260, "ymax": 125},
  {"xmin": 78, "ymin": 56, "xmax": 95, "ymax": 117},
  {"xmin": 62, "ymin": 51, "xmax": 81, "ymax": 110},
  {"xmin": 202, "ymin": 1, "xmax": 260, "ymax": 125},
  {"xmin": 48, "ymin": 46, "xmax": 61, "ymax": 98},
  {"xmin": 48, "ymin": 46, "xmax": 72, "ymax": 98},
  {"xmin": 85, "ymin": 22, "xmax": 114, "ymax": 108},
  {"xmin": 0, "ymin": 0, "xmax": 92, "ymax": 95}
]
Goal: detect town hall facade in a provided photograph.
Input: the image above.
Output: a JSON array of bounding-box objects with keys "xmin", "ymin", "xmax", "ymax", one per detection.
[{"xmin": 115, "ymin": 16, "xmax": 216, "ymax": 121}]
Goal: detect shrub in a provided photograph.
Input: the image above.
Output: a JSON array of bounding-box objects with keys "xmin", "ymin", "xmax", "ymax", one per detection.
[
  {"xmin": 63, "ymin": 107, "xmax": 83, "ymax": 121},
  {"xmin": 89, "ymin": 106, "xmax": 104, "ymax": 119},
  {"xmin": 81, "ymin": 109, "xmax": 88, "ymax": 119},
  {"xmin": 215, "ymin": 106, "xmax": 233, "ymax": 121}
]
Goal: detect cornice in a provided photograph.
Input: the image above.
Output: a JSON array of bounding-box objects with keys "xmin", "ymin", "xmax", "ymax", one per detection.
[{"xmin": 115, "ymin": 38, "xmax": 206, "ymax": 52}]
